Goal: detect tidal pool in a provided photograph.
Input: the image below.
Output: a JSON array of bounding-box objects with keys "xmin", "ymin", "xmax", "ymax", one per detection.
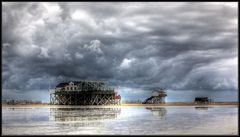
[{"xmin": 2, "ymin": 106, "xmax": 238, "ymax": 135}]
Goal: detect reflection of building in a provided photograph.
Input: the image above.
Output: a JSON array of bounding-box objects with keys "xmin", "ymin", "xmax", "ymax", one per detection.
[
  {"xmin": 195, "ymin": 106, "xmax": 212, "ymax": 110},
  {"xmin": 145, "ymin": 107, "xmax": 167, "ymax": 119},
  {"xmin": 143, "ymin": 89, "xmax": 167, "ymax": 104},
  {"xmin": 195, "ymin": 106, "xmax": 213, "ymax": 110},
  {"xmin": 50, "ymin": 107, "xmax": 121, "ymax": 122},
  {"xmin": 49, "ymin": 80, "xmax": 121, "ymax": 105}
]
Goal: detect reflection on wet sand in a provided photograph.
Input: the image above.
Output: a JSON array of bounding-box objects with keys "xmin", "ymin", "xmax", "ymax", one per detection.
[
  {"xmin": 50, "ymin": 107, "xmax": 121, "ymax": 127},
  {"xmin": 145, "ymin": 107, "xmax": 167, "ymax": 119},
  {"xmin": 195, "ymin": 106, "xmax": 212, "ymax": 110},
  {"xmin": 2, "ymin": 106, "xmax": 238, "ymax": 135}
]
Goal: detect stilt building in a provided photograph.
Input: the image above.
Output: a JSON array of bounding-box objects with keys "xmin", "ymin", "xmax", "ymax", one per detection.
[{"xmin": 49, "ymin": 80, "xmax": 121, "ymax": 105}]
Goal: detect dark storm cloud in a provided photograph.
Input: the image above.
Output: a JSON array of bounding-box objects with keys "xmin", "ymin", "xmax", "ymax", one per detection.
[{"xmin": 2, "ymin": 2, "xmax": 238, "ymax": 101}]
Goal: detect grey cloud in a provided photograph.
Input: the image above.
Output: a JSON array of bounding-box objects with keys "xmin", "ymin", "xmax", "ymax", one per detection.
[{"xmin": 2, "ymin": 2, "xmax": 238, "ymax": 101}]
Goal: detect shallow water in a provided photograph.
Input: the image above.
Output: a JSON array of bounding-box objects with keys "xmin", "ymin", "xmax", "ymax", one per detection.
[{"xmin": 2, "ymin": 106, "xmax": 238, "ymax": 135}]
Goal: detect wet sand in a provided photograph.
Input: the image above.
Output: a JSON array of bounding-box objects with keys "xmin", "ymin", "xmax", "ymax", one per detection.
[{"xmin": 2, "ymin": 104, "xmax": 238, "ymax": 135}]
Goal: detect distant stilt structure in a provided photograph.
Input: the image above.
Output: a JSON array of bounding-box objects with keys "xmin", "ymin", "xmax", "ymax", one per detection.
[
  {"xmin": 194, "ymin": 97, "xmax": 209, "ymax": 104},
  {"xmin": 49, "ymin": 80, "xmax": 121, "ymax": 105},
  {"xmin": 143, "ymin": 88, "xmax": 167, "ymax": 104}
]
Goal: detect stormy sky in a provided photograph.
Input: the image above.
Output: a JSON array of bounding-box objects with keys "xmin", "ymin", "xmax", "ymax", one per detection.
[{"xmin": 2, "ymin": 2, "xmax": 238, "ymax": 102}]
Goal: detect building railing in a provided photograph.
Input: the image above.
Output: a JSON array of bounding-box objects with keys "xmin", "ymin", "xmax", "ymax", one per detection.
[{"xmin": 49, "ymin": 89, "xmax": 114, "ymax": 94}]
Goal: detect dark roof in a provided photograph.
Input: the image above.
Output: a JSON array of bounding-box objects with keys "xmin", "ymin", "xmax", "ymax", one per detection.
[
  {"xmin": 195, "ymin": 97, "xmax": 209, "ymax": 102},
  {"xmin": 195, "ymin": 97, "xmax": 208, "ymax": 99}
]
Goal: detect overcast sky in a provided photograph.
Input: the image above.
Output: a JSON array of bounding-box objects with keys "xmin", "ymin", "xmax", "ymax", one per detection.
[{"xmin": 2, "ymin": 2, "xmax": 238, "ymax": 102}]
